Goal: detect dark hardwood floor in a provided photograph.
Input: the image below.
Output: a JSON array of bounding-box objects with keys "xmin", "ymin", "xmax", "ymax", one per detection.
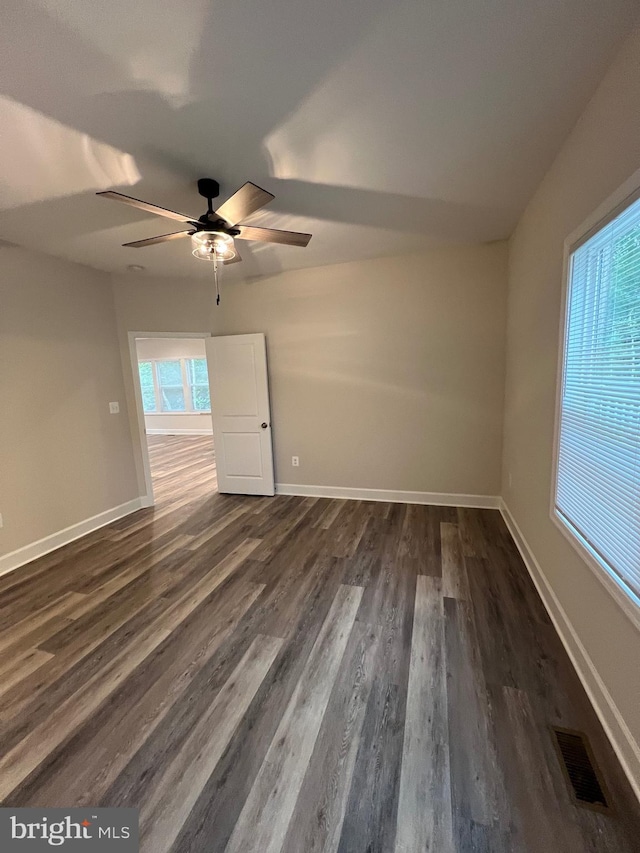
[{"xmin": 1, "ymin": 435, "xmax": 639, "ymax": 851}]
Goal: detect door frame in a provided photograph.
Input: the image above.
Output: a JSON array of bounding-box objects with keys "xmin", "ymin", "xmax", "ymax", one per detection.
[{"xmin": 127, "ymin": 331, "xmax": 212, "ymax": 507}]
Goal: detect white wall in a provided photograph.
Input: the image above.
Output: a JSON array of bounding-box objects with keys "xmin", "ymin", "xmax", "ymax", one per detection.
[
  {"xmin": 113, "ymin": 243, "xmax": 508, "ymax": 500},
  {"xmin": 502, "ymin": 27, "xmax": 640, "ymax": 790},
  {"xmin": 0, "ymin": 246, "xmax": 139, "ymax": 560},
  {"xmin": 135, "ymin": 337, "xmax": 213, "ymax": 435}
]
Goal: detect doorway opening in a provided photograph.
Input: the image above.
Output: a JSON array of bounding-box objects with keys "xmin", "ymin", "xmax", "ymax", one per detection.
[{"xmin": 131, "ymin": 333, "xmax": 216, "ymax": 507}]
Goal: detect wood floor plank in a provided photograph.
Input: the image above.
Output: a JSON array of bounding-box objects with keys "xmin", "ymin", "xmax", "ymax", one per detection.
[
  {"xmin": 0, "ymin": 648, "xmax": 53, "ymax": 697},
  {"xmin": 0, "ymin": 591, "xmax": 86, "ymax": 654},
  {"xmin": 336, "ymin": 678, "xmax": 404, "ymax": 853},
  {"xmin": 336, "ymin": 534, "xmax": 415, "ymax": 853},
  {"xmin": 0, "ymin": 532, "xmax": 108, "ymax": 599},
  {"xmin": 440, "ymin": 522, "xmax": 467, "ymax": 600},
  {"xmin": 456, "ymin": 507, "xmax": 488, "ymax": 559},
  {"xmin": 186, "ymin": 504, "xmax": 255, "ymax": 550},
  {"xmin": 443, "ymin": 595, "xmax": 505, "ymax": 843},
  {"xmin": 140, "ymin": 634, "xmax": 283, "ymax": 853},
  {"xmin": 398, "ymin": 503, "xmax": 443, "ymax": 576},
  {"xmin": 280, "ymin": 617, "xmax": 381, "ymax": 853},
  {"xmin": 7, "ymin": 581, "xmax": 265, "ymax": 807},
  {"xmin": 0, "ymin": 549, "xmax": 195, "ymax": 733},
  {"xmin": 0, "ymin": 623, "xmax": 172, "ymax": 800},
  {"xmin": 67, "ymin": 556, "xmax": 167, "ymax": 614},
  {"xmin": 168, "ymin": 554, "xmax": 348, "ymax": 853},
  {"xmin": 250, "ymin": 497, "xmax": 320, "ymax": 562},
  {"xmin": 339, "ymin": 505, "xmax": 393, "ymax": 589},
  {"xmin": 0, "ymin": 539, "xmax": 262, "ymax": 800},
  {"xmin": 38, "ymin": 578, "xmax": 156, "ymax": 655},
  {"xmin": 395, "ymin": 576, "xmax": 453, "ymax": 853},
  {"xmin": 0, "ymin": 616, "xmax": 72, "ymax": 669},
  {"xmin": 463, "ymin": 555, "xmax": 523, "ymax": 691},
  {"xmin": 224, "ymin": 583, "xmax": 363, "ymax": 853},
  {"xmin": 329, "ymin": 500, "xmax": 374, "ymax": 559},
  {"xmin": 239, "ymin": 525, "xmax": 332, "ymax": 640},
  {"xmin": 314, "ymin": 499, "xmax": 345, "ymax": 530},
  {"xmin": 156, "ymin": 537, "xmax": 262, "ymax": 626}
]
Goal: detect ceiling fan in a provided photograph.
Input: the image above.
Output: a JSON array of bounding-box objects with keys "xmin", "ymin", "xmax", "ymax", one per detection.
[{"xmin": 97, "ymin": 177, "xmax": 312, "ymax": 266}]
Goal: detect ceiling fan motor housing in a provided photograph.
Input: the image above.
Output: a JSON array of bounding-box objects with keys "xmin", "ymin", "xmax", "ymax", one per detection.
[{"xmin": 197, "ymin": 216, "xmax": 241, "ymax": 236}]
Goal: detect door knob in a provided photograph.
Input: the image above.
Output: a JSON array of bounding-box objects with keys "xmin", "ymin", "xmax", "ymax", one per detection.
[{"xmin": 261, "ymin": 422, "xmax": 268, "ymax": 429}]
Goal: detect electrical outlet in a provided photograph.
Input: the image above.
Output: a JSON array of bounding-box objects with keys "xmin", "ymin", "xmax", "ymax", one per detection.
[
  {"xmin": 109, "ymin": 402, "xmax": 120, "ymax": 414},
  {"xmin": 0, "ymin": 512, "xmax": 3, "ymax": 529},
  {"xmin": 292, "ymin": 456, "xmax": 299, "ymax": 467}
]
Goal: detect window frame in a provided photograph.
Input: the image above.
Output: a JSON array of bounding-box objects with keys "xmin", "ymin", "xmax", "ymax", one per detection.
[
  {"xmin": 155, "ymin": 359, "xmax": 188, "ymax": 413},
  {"xmin": 550, "ymin": 170, "xmax": 640, "ymax": 630},
  {"xmin": 138, "ymin": 357, "xmax": 211, "ymax": 415},
  {"xmin": 185, "ymin": 358, "xmax": 212, "ymax": 413}
]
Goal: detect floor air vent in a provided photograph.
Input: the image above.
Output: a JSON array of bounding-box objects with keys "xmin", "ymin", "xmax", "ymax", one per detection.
[{"xmin": 552, "ymin": 727, "xmax": 609, "ymax": 811}]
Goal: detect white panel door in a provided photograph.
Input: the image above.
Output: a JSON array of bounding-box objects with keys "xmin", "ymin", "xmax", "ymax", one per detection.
[{"xmin": 206, "ymin": 333, "xmax": 275, "ymax": 496}]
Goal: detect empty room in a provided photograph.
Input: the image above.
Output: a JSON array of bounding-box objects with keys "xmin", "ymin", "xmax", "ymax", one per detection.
[{"xmin": 0, "ymin": 2, "xmax": 639, "ymax": 852}]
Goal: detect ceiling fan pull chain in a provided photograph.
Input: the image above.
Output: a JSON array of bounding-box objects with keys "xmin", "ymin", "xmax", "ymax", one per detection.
[{"xmin": 213, "ymin": 252, "xmax": 221, "ymax": 305}]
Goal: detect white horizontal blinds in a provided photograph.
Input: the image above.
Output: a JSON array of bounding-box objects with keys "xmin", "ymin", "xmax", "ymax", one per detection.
[{"xmin": 556, "ymin": 194, "xmax": 640, "ymax": 601}]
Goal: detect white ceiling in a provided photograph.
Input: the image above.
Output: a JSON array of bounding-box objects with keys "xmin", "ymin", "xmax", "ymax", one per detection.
[{"xmin": 0, "ymin": 0, "xmax": 636, "ymax": 279}]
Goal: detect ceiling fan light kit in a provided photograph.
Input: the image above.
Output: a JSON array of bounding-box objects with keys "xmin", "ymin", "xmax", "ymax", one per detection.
[{"xmin": 191, "ymin": 230, "xmax": 236, "ymax": 262}]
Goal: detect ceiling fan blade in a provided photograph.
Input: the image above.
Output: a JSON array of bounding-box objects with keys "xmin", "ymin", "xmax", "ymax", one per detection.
[
  {"xmin": 123, "ymin": 230, "xmax": 193, "ymax": 248},
  {"xmin": 97, "ymin": 191, "xmax": 196, "ymax": 224},
  {"xmin": 223, "ymin": 248, "xmax": 243, "ymax": 265},
  {"xmin": 214, "ymin": 182, "xmax": 275, "ymax": 226},
  {"xmin": 236, "ymin": 225, "xmax": 312, "ymax": 247}
]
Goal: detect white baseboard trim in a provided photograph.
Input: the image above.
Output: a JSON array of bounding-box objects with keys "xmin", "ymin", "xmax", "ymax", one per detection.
[
  {"xmin": 0, "ymin": 498, "xmax": 144, "ymax": 579},
  {"xmin": 146, "ymin": 428, "xmax": 213, "ymax": 436},
  {"xmin": 500, "ymin": 499, "xmax": 640, "ymax": 802},
  {"xmin": 276, "ymin": 483, "xmax": 500, "ymax": 509}
]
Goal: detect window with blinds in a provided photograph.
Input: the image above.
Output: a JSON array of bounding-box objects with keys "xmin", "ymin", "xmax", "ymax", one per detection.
[{"xmin": 555, "ymin": 194, "xmax": 640, "ymax": 607}]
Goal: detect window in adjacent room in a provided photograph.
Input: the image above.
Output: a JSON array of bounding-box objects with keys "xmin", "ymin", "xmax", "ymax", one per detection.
[
  {"xmin": 138, "ymin": 360, "xmax": 157, "ymax": 413},
  {"xmin": 554, "ymin": 192, "xmax": 640, "ymax": 609},
  {"xmin": 137, "ymin": 358, "xmax": 211, "ymax": 414},
  {"xmin": 186, "ymin": 358, "xmax": 211, "ymax": 412},
  {"xmin": 156, "ymin": 360, "xmax": 186, "ymax": 412}
]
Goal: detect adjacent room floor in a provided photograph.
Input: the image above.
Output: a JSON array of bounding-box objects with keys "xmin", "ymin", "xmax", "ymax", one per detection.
[
  {"xmin": 1, "ymin": 436, "xmax": 639, "ymax": 852},
  {"xmin": 147, "ymin": 433, "xmax": 217, "ymax": 500}
]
